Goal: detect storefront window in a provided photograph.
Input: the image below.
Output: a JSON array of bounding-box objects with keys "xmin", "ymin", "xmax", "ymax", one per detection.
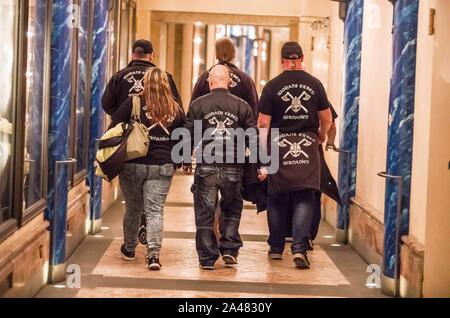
[
  {"xmin": 23, "ymin": 0, "xmax": 48, "ymax": 210},
  {"xmin": 74, "ymin": 0, "xmax": 90, "ymax": 174},
  {"xmin": 0, "ymin": 1, "xmax": 18, "ymax": 224}
]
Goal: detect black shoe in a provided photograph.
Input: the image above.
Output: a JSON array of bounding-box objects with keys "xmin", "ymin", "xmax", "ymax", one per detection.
[
  {"xmin": 307, "ymin": 239, "xmax": 314, "ymax": 251},
  {"xmin": 199, "ymin": 262, "xmax": 215, "ymax": 270},
  {"xmin": 293, "ymin": 253, "xmax": 311, "ymax": 269},
  {"xmin": 121, "ymin": 244, "xmax": 136, "ymax": 261},
  {"xmin": 222, "ymin": 254, "xmax": 238, "ymax": 265},
  {"xmin": 146, "ymin": 256, "xmax": 161, "ymax": 271},
  {"xmin": 199, "ymin": 264, "xmax": 215, "ymax": 270},
  {"xmin": 268, "ymin": 250, "xmax": 283, "ymax": 260}
]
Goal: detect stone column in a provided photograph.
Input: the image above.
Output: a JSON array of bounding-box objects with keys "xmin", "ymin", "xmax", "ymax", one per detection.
[
  {"xmin": 87, "ymin": 0, "xmax": 108, "ymax": 234},
  {"xmin": 336, "ymin": 0, "xmax": 364, "ymax": 242},
  {"xmin": 381, "ymin": 0, "xmax": 419, "ymax": 296},
  {"xmin": 47, "ymin": 0, "xmax": 74, "ymax": 282}
]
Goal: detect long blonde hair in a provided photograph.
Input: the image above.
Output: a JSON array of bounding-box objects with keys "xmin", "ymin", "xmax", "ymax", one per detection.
[{"xmin": 142, "ymin": 67, "xmax": 179, "ymax": 126}]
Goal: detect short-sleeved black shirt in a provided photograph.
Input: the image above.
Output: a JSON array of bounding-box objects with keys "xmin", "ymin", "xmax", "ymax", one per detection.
[
  {"xmin": 258, "ymin": 70, "xmax": 330, "ymax": 194},
  {"xmin": 258, "ymin": 70, "xmax": 330, "ymax": 134}
]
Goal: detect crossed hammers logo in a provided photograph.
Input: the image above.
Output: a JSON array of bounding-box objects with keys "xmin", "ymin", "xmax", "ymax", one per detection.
[
  {"xmin": 209, "ymin": 117, "xmax": 234, "ymax": 136},
  {"xmin": 278, "ymin": 138, "xmax": 313, "ymax": 160},
  {"xmin": 146, "ymin": 114, "xmax": 175, "ymax": 135},
  {"xmin": 281, "ymin": 91, "xmax": 311, "ymax": 114},
  {"xmin": 127, "ymin": 76, "xmax": 144, "ymax": 93}
]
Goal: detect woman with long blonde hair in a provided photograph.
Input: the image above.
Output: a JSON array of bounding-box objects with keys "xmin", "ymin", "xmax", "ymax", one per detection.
[{"xmin": 110, "ymin": 67, "xmax": 185, "ymax": 271}]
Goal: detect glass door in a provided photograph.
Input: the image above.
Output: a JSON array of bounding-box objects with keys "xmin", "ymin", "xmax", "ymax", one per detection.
[
  {"xmin": 22, "ymin": 0, "xmax": 51, "ymax": 218},
  {"xmin": 0, "ymin": 0, "xmax": 19, "ymax": 238}
]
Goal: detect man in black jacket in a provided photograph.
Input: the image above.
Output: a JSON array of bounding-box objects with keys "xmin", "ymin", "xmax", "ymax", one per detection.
[
  {"xmin": 185, "ymin": 65, "xmax": 256, "ymax": 270},
  {"xmin": 102, "ymin": 39, "xmax": 182, "ymax": 116},
  {"xmin": 191, "ymin": 37, "xmax": 258, "ymax": 113},
  {"xmin": 191, "ymin": 37, "xmax": 263, "ymax": 220}
]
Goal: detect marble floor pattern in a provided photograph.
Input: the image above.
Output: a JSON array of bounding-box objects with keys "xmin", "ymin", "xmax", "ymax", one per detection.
[{"xmin": 37, "ymin": 174, "xmax": 386, "ymax": 298}]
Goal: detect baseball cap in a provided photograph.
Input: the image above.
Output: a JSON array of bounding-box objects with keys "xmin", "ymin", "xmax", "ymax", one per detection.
[
  {"xmin": 132, "ymin": 39, "xmax": 153, "ymax": 55},
  {"xmin": 281, "ymin": 42, "xmax": 303, "ymax": 59}
]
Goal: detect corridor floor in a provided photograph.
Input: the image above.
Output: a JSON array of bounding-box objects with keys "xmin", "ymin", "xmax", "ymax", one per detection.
[{"xmin": 37, "ymin": 174, "xmax": 385, "ymax": 298}]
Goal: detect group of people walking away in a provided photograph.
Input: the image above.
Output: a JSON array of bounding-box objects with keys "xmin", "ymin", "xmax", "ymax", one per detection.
[{"xmin": 101, "ymin": 37, "xmax": 340, "ymax": 271}]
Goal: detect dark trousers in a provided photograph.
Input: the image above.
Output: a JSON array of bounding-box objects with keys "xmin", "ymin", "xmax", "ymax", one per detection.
[
  {"xmin": 285, "ymin": 191, "xmax": 322, "ymax": 241},
  {"xmin": 267, "ymin": 190, "xmax": 315, "ymax": 254},
  {"xmin": 192, "ymin": 166, "xmax": 244, "ymax": 266}
]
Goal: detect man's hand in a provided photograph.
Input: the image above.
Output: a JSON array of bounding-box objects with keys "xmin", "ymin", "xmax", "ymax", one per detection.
[
  {"xmin": 182, "ymin": 164, "xmax": 193, "ymax": 175},
  {"xmin": 325, "ymin": 122, "xmax": 337, "ymax": 151},
  {"xmin": 318, "ymin": 129, "xmax": 327, "ymax": 144},
  {"xmin": 326, "ymin": 143, "xmax": 337, "ymax": 151},
  {"xmin": 258, "ymin": 167, "xmax": 268, "ymax": 182}
]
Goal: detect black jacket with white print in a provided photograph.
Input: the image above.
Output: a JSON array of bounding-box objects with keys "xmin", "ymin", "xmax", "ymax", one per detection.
[
  {"xmin": 186, "ymin": 88, "xmax": 257, "ymax": 166},
  {"xmin": 109, "ymin": 96, "xmax": 186, "ymax": 166},
  {"xmin": 102, "ymin": 60, "xmax": 182, "ymax": 116}
]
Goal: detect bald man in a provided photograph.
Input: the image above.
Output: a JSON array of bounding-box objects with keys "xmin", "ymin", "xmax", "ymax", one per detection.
[{"xmin": 185, "ymin": 65, "xmax": 256, "ymax": 270}]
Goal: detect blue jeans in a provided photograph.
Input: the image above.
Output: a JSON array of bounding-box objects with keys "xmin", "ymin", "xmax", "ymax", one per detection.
[
  {"xmin": 119, "ymin": 163, "xmax": 175, "ymax": 257},
  {"xmin": 267, "ymin": 190, "xmax": 315, "ymax": 254},
  {"xmin": 192, "ymin": 166, "xmax": 244, "ymax": 266}
]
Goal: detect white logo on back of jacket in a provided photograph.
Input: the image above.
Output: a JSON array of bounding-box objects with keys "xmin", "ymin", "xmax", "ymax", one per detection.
[
  {"xmin": 209, "ymin": 116, "xmax": 234, "ymax": 136},
  {"xmin": 278, "ymin": 138, "xmax": 313, "ymax": 159},
  {"xmin": 145, "ymin": 112, "xmax": 175, "ymax": 136},
  {"xmin": 229, "ymin": 77, "xmax": 238, "ymax": 88},
  {"xmin": 127, "ymin": 76, "xmax": 144, "ymax": 94},
  {"xmin": 282, "ymin": 91, "xmax": 311, "ymax": 114}
]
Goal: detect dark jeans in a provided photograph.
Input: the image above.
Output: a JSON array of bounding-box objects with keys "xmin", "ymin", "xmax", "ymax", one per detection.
[
  {"xmin": 285, "ymin": 191, "xmax": 322, "ymax": 241},
  {"xmin": 267, "ymin": 190, "xmax": 315, "ymax": 254},
  {"xmin": 311, "ymin": 192, "xmax": 322, "ymax": 240},
  {"xmin": 192, "ymin": 165, "xmax": 244, "ymax": 266}
]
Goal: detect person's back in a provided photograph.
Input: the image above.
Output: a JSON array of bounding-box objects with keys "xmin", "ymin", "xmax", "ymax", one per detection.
[
  {"xmin": 257, "ymin": 42, "xmax": 332, "ymax": 270},
  {"xmin": 260, "ymin": 70, "xmax": 329, "ymax": 135},
  {"xmin": 114, "ymin": 67, "xmax": 185, "ymax": 271},
  {"xmin": 191, "ymin": 37, "xmax": 258, "ymax": 113},
  {"xmin": 187, "ymin": 89, "xmax": 255, "ymax": 166},
  {"xmin": 102, "ymin": 39, "xmax": 181, "ymax": 116},
  {"xmin": 186, "ymin": 65, "xmax": 255, "ymax": 270}
]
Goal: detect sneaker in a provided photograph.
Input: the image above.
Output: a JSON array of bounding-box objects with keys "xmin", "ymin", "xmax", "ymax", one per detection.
[
  {"xmin": 222, "ymin": 254, "xmax": 238, "ymax": 265},
  {"xmin": 293, "ymin": 253, "xmax": 311, "ymax": 269},
  {"xmin": 120, "ymin": 244, "xmax": 136, "ymax": 261},
  {"xmin": 268, "ymin": 251, "xmax": 283, "ymax": 260},
  {"xmin": 146, "ymin": 256, "xmax": 161, "ymax": 271},
  {"xmin": 307, "ymin": 239, "xmax": 315, "ymax": 251},
  {"xmin": 199, "ymin": 264, "xmax": 215, "ymax": 270}
]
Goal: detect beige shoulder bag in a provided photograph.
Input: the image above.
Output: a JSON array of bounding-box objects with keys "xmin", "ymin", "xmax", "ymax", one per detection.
[{"xmin": 126, "ymin": 96, "xmax": 150, "ymax": 161}]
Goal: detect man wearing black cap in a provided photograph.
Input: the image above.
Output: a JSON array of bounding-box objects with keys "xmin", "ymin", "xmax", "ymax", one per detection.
[
  {"xmin": 102, "ymin": 39, "xmax": 182, "ymax": 116},
  {"xmin": 257, "ymin": 41, "xmax": 332, "ymax": 269}
]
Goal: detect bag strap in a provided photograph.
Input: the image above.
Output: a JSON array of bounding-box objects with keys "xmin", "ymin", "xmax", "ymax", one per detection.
[{"xmin": 131, "ymin": 96, "xmax": 141, "ymax": 122}]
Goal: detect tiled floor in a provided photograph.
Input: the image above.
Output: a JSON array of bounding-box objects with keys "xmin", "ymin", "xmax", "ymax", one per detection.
[
  {"xmin": 76, "ymin": 288, "xmax": 333, "ymax": 298},
  {"xmin": 37, "ymin": 174, "xmax": 386, "ymax": 298},
  {"xmin": 92, "ymin": 239, "xmax": 349, "ymax": 286}
]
